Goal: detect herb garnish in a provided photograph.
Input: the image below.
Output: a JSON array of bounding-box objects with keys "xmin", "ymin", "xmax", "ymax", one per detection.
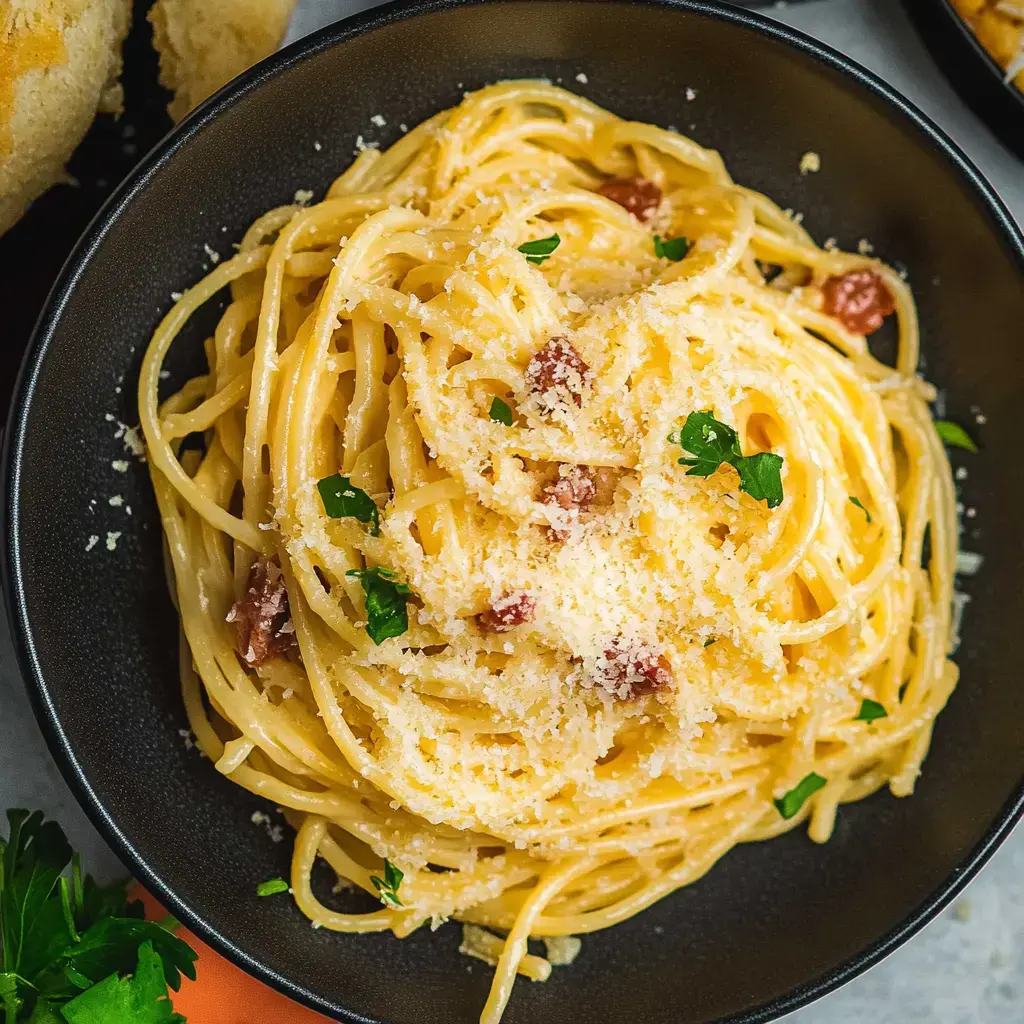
[
  {"xmin": 346, "ymin": 568, "xmax": 414, "ymax": 645},
  {"xmin": 653, "ymin": 234, "xmax": 690, "ymax": 261},
  {"xmin": 849, "ymin": 496, "xmax": 872, "ymax": 524},
  {"xmin": 317, "ymin": 474, "xmax": 380, "ymax": 536},
  {"xmin": 773, "ymin": 773, "xmax": 827, "ymax": 819},
  {"xmin": 855, "ymin": 699, "xmax": 887, "ymax": 722},
  {"xmin": 671, "ymin": 411, "xmax": 785, "ymax": 508},
  {"xmin": 255, "ymin": 879, "xmax": 289, "ymax": 897},
  {"xmin": 60, "ymin": 942, "xmax": 181, "ymax": 1024},
  {"xmin": 489, "ymin": 397, "xmax": 514, "ymax": 426},
  {"xmin": 369, "ymin": 860, "xmax": 404, "ymax": 909},
  {"xmin": 703, "ymin": 637, "xmax": 718, "ymax": 648},
  {"xmin": 0, "ymin": 809, "xmax": 197, "ymax": 1023},
  {"xmin": 934, "ymin": 420, "xmax": 978, "ymax": 453},
  {"xmin": 518, "ymin": 234, "xmax": 560, "ymax": 265}
]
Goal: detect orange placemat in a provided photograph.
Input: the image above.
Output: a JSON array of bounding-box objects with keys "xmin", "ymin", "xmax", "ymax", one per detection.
[{"xmin": 137, "ymin": 890, "xmax": 331, "ymax": 1023}]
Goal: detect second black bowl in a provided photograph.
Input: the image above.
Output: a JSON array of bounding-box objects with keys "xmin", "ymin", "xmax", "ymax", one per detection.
[
  {"xmin": 5, "ymin": 1, "xmax": 1024, "ymax": 1022},
  {"xmin": 903, "ymin": 0, "xmax": 1024, "ymax": 161}
]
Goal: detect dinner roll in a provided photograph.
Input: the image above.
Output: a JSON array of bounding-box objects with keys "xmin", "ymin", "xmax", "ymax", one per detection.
[
  {"xmin": 0, "ymin": 0, "xmax": 130, "ymax": 234},
  {"xmin": 148, "ymin": 0, "xmax": 299, "ymax": 121}
]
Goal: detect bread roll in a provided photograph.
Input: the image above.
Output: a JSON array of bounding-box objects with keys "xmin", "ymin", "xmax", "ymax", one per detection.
[
  {"xmin": 0, "ymin": 0, "xmax": 130, "ymax": 234},
  {"xmin": 149, "ymin": 0, "xmax": 298, "ymax": 121}
]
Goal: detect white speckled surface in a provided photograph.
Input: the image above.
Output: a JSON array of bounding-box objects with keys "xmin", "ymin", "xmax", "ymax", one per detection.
[{"xmin": 2, "ymin": 0, "xmax": 1023, "ymax": 1020}]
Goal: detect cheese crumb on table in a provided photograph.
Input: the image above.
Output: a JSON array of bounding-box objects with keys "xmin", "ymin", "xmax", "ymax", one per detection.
[{"xmin": 799, "ymin": 151, "xmax": 821, "ymax": 175}]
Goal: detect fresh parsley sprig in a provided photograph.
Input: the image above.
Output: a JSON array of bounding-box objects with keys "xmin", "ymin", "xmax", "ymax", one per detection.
[
  {"xmin": 671, "ymin": 411, "xmax": 785, "ymax": 508},
  {"xmin": 653, "ymin": 234, "xmax": 689, "ymax": 261},
  {"xmin": 60, "ymin": 943, "xmax": 181, "ymax": 1024},
  {"xmin": 369, "ymin": 860, "xmax": 403, "ymax": 910},
  {"xmin": 0, "ymin": 809, "xmax": 197, "ymax": 1024},
  {"xmin": 518, "ymin": 234, "xmax": 560, "ymax": 265},
  {"xmin": 773, "ymin": 773, "xmax": 827, "ymax": 820},
  {"xmin": 346, "ymin": 568, "xmax": 414, "ymax": 645},
  {"xmin": 317, "ymin": 474, "xmax": 380, "ymax": 536}
]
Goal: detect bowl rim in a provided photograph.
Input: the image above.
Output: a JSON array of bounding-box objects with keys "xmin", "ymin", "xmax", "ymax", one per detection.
[{"xmin": 4, "ymin": 0, "xmax": 1024, "ymax": 1021}]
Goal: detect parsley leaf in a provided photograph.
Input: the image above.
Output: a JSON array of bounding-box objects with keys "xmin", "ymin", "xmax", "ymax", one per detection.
[
  {"xmin": 653, "ymin": 234, "xmax": 690, "ymax": 261},
  {"xmin": 849, "ymin": 496, "xmax": 872, "ymax": 523},
  {"xmin": 369, "ymin": 860, "xmax": 404, "ymax": 909},
  {"xmin": 855, "ymin": 699, "xmax": 887, "ymax": 722},
  {"xmin": 677, "ymin": 411, "xmax": 742, "ymax": 477},
  {"xmin": 62, "ymin": 918, "xmax": 196, "ymax": 994},
  {"xmin": 773, "ymin": 772, "xmax": 827, "ymax": 819},
  {"xmin": 735, "ymin": 453, "xmax": 785, "ymax": 507},
  {"xmin": 674, "ymin": 411, "xmax": 785, "ymax": 508},
  {"xmin": 256, "ymin": 879, "xmax": 289, "ymax": 897},
  {"xmin": 518, "ymin": 234, "xmax": 560, "ymax": 265},
  {"xmin": 0, "ymin": 810, "xmax": 198, "ymax": 1023},
  {"xmin": 489, "ymin": 397, "xmax": 513, "ymax": 427},
  {"xmin": 1, "ymin": 809, "xmax": 75, "ymax": 992},
  {"xmin": 317, "ymin": 474, "xmax": 380, "ymax": 536},
  {"xmin": 346, "ymin": 568, "xmax": 414, "ymax": 644},
  {"xmin": 934, "ymin": 420, "xmax": 978, "ymax": 453},
  {"xmin": 703, "ymin": 637, "xmax": 718, "ymax": 647},
  {"xmin": 60, "ymin": 942, "xmax": 184, "ymax": 1024}
]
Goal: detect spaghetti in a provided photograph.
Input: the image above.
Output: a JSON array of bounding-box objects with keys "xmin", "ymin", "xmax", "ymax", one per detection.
[{"xmin": 139, "ymin": 82, "xmax": 959, "ymax": 1023}]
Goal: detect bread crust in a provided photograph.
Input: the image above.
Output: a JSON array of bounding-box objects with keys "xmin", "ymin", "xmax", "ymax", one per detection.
[
  {"xmin": 148, "ymin": 0, "xmax": 298, "ymax": 121},
  {"xmin": 0, "ymin": 0, "xmax": 130, "ymax": 234}
]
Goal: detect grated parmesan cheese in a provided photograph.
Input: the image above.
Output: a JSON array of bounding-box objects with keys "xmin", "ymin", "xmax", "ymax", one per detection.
[
  {"xmin": 543, "ymin": 935, "xmax": 582, "ymax": 966},
  {"xmin": 799, "ymin": 151, "xmax": 821, "ymax": 175}
]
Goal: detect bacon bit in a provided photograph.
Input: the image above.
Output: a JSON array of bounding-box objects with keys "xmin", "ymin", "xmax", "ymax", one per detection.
[
  {"xmin": 541, "ymin": 465, "xmax": 619, "ymax": 541},
  {"xmin": 525, "ymin": 337, "xmax": 591, "ymax": 410},
  {"xmin": 478, "ymin": 592, "xmax": 536, "ymax": 632},
  {"xmin": 543, "ymin": 465, "xmax": 596, "ymax": 510},
  {"xmin": 822, "ymin": 270, "xmax": 895, "ymax": 334},
  {"xmin": 230, "ymin": 556, "xmax": 297, "ymax": 667},
  {"xmin": 594, "ymin": 638, "xmax": 673, "ymax": 699},
  {"xmin": 597, "ymin": 177, "xmax": 662, "ymax": 221}
]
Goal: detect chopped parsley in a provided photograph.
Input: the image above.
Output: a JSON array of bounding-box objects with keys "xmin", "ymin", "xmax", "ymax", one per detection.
[
  {"xmin": 849, "ymin": 496, "xmax": 872, "ymax": 524},
  {"xmin": 774, "ymin": 772, "xmax": 827, "ymax": 819},
  {"xmin": 317, "ymin": 474, "xmax": 380, "ymax": 536},
  {"xmin": 369, "ymin": 860, "xmax": 403, "ymax": 909},
  {"xmin": 518, "ymin": 233, "xmax": 560, "ymax": 265},
  {"xmin": 0, "ymin": 809, "xmax": 197, "ymax": 1023},
  {"xmin": 489, "ymin": 396, "xmax": 514, "ymax": 426},
  {"xmin": 855, "ymin": 699, "xmax": 887, "ymax": 722},
  {"xmin": 653, "ymin": 234, "xmax": 690, "ymax": 261},
  {"xmin": 703, "ymin": 637, "xmax": 718, "ymax": 647},
  {"xmin": 934, "ymin": 420, "xmax": 978, "ymax": 453},
  {"xmin": 672, "ymin": 411, "xmax": 785, "ymax": 508},
  {"xmin": 346, "ymin": 567, "xmax": 414, "ymax": 644},
  {"xmin": 255, "ymin": 878, "xmax": 289, "ymax": 897}
]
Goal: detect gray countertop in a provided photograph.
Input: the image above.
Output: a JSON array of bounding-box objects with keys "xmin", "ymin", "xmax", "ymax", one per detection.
[{"xmin": 3, "ymin": 0, "xmax": 1023, "ymax": 1020}]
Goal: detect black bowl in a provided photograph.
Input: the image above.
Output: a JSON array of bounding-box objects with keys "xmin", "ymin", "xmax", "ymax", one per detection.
[
  {"xmin": 5, "ymin": 1, "xmax": 1024, "ymax": 1022},
  {"xmin": 902, "ymin": 0, "xmax": 1024, "ymax": 161}
]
